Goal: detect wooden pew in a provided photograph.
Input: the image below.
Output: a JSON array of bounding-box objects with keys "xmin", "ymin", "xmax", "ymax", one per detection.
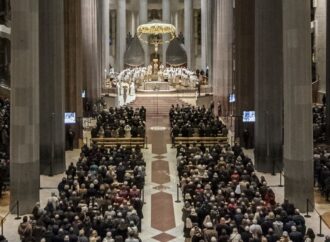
[
  {"xmin": 174, "ymin": 136, "xmax": 228, "ymax": 147},
  {"xmin": 91, "ymin": 137, "xmax": 145, "ymax": 148}
]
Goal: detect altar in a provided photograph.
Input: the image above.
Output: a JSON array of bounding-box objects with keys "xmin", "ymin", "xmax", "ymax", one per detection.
[{"xmin": 143, "ymin": 81, "xmax": 170, "ymax": 91}]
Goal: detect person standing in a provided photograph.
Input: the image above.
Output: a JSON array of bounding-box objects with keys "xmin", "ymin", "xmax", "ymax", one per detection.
[
  {"xmin": 67, "ymin": 127, "xmax": 75, "ymax": 150},
  {"xmin": 243, "ymin": 129, "xmax": 249, "ymax": 149}
]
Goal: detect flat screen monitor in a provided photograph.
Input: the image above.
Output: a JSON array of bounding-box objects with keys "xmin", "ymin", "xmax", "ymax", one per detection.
[
  {"xmin": 229, "ymin": 94, "xmax": 236, "ymax": 103},
  {"xmin": 65, "ymin": 112, "xmax": 76, "ymax": 124},
  {"xmin": 243, "ymin": 111, "xmax": 255, "ymax": 122}
]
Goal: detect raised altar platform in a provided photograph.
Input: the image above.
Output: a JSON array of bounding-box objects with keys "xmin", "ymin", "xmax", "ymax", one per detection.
[{"xmin": 142, "ymin": 81, "xmax": 171, "ymax": 91}]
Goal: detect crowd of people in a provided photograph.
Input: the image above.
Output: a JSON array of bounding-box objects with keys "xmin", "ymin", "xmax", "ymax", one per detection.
[
  {"xmin": 177, "ymin": 141, "xmax": 315, "ymax": 242},
  {"xmin": 170, "ymin": 104, "xmax": 227, "ymax": 138},
  {"xmin": 314, "ymin": 146, "xmax": 330, "ymax": 200},
  {"xmin": 91, "ymin": 106, "xmax": 146, "ymax": 139},
  {"xmin": 313, "ymin": 105, "xmax": 326, "ymax": 144},
  {"xmin": 0, "ymin": 97, "xmax": 9, "ymax": 198},
  {"xmin": 18, "ymin": 144, "xmax": 146, "ymax": 242}
]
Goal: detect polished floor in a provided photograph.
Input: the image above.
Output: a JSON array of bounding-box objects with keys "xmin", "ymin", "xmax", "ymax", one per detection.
[{"xmin": 1, "ymin": 95, "xmax": 330, "ymax": 241}]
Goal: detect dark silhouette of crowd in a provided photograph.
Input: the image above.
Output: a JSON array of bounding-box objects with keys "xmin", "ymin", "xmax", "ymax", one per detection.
[
  {"xmin": 18, "ymin": 144, "xmax": 145, "ymax": 242},
  {"xmin": 0, "ymin": 97, "xmax": 9, "ymax": 198},
  {"xmin": 91, "ymin": 106, "xmax": 146, "ymax": 139},
  {"xmin": 314, "ymin": 146, "xmax": 330, "ymax": 200},
  {"xmin": 169, "ymin": 104, "xmax": 227, "ymax": 139},
  {"xmin": 313, "ymin": 105, "xmax": 325, "ymax": 144},
  {"xmin": 177, "ymin": 142, "xmax": 315, "ymax": 242}
]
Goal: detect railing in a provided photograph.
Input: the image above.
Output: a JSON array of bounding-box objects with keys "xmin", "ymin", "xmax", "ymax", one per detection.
[
  {"xmin": 175, "ymin": 183, "xmax": 181, "ymax": 203},
  {"xmin": 269, "ymin": 162, "xmax": 284, "ymax": 188},
  {"xmin": 1, "ymin": 200, "xmax": 21, "ymax": 236},
  {"xmin": 304, "ymin": 198, "xmax": 326, "ymax": 237}
]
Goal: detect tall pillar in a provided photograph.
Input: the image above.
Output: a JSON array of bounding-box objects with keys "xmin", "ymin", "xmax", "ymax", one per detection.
[
  {"xmin": 201, "ymin": 0, "xmax": 209, "ymax": 70},
  {"xmin": 283, "ymin": 0, "xmax": 313, "ymax": 211},
  {"xmin": 139, "ymin": 0, "xmax": 148, "ymax": 66},
  {"xmin": 110, "ymin": 10, "xmax": 116, "ymax": 59},
  {"xmin": 193, "ymin": 10, "xmax": 198, "ymax": 68},
  {"xmin": 213, "ymin": 0, "xmax": 233, "ymax": 116},
  {"xmin": 64, "ymin": 0, "xmax": 83, "ymax": 149},
  {"xmin": 184, "ymin": 0, "xmax": 193, "ymax": 69},
  {"xmin": 39, "ymin": 0, "xmax": 66, "ymax": 175},
  {"xmin": 131, "ymin": 11, "xmax": 136, "ymax": 35},
  {"xmin": 10, "ymin": 0, "xmax": 40, "ymax": 214},
  {"xmin": 81, "ymin": 0, "xmax": 101, "ymax": 102},
  {"xmin": 326, "ymin": 0, "xmax": 330, "ymax": 142},
  {"xmin": 316, "ymin": 0, "xmax": 326, "ymax": 99},
  {"xmin": 116, "ymin": 0, "xmax": 126, "ymax": 70},
  {"xmin": 207, "ymin": 0, "xmax": 214, "ymax": 85},
  {"xmin": 234, "ymin": 0, "xmax": 255, "ymax": 144},
  {"xmin": 162, "ymin": 0, "xmax": 170, "ymax": 66},
  {"xmin": 254, "ymin": 0, "xmax": 283, "ymax": 173},
  {"xmin": 102, "ymin": 0, "xmax": 110, "ymax": 75},
  {"xmin": 174, "ymin": 11, "xmax": 179, "ymax": 35}
]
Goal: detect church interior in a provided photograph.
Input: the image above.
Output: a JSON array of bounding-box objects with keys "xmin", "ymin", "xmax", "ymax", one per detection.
[{"xmin": 1, "ymin": 0, "xmax": 330, "ymax": 241}]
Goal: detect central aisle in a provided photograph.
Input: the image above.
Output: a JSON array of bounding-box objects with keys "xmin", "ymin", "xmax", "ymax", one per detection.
[{"xmin": 130, "ymin": 97, "xmax": 186, "ymax": 242}]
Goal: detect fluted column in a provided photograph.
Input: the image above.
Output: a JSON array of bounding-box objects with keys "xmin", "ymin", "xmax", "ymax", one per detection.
[
  {"xmin": 201, "ymin": 0, "xmax": 209, "ymax": 70},
  {"xmin": 254, "ymin": 0, "xmax": 283, "ymax": 173},
  {"xmin": 326, "ymin": 0, "xmax": 330, "ymax": 142},
  {"xmin": 39, "ymin": 0, "xmax": 66, "ymax": 175},
  {"xmin": 102, "ymin": 0, "xmax": 110, "ymax": 76},
  {"xmin": 184, "ymin": 0, "xmax": 193, "ymax": 68},
  {"xmin": 64, "ymin": 0, "xmax": 83, "ymax": 149},
  {"xmin": 116, "ymin": 0, "xmax": 126, "ymax": 70},
  {"xmin": 212, "ymin": 0, "xmax": 233, "ymax": 116},
  {"xmin": 139, "ymin": 0, "xmax": 148, "ymax": 66},
  {"xmin": 162, "ymin": 0, "xmax": 170, "ymax": 66},
  {"xmin": 10, "ymin": 0, "xmax": 40, "ymax": 214},
  {"xmin": 81, "ymin": 0, "xmax": 101, "ymax": 102},
  {"xmin": 283, "ymin": 0, "xmax": 314, "ymax": 211},
  {"xmin": 316, "ymin": 0, "xmax": 326, "ymax": 99}
]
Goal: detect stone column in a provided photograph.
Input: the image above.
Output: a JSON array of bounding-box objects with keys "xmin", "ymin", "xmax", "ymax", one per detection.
[
  {"xmin": 39, "ymin": 0, "xmax": 66, "ymax": 175},
  {"xmin": 139, "ymin": 0, "xmax": 148, "ymax": 66},
  {"xmin": 81, "ymin": 0, "xmax": 101, "ymax": 102},
  {"xmin": 207, "ymin": 0, "xmax": 214, "ymax": 85},
  {"xmin": 102, "ymin": 0, "xmax": 110, "ymax": 76},
  {"xmin": 254, "ymin": 0, "xmax": 283, "ymax": 173},
  {"xmin": 283, "ymin": 0, "xmax": 314, "ymax": 211},
  {"xmin": 184, "ymin": 0, "xmax": 193, "ymax": 69},
  {"xmin": 212, "ymin": 0, "xmax": 233, "ymax": 116},
  {"xmin": 326, "ymin": 0, "xmax": 330, "ymax": 142},
  {"xmin": 316, "ymin": 0, "xmax": 326, "ymax": 99},
  {"xmin": 162, "ymin": 0, "xmax": 170, "ymax": 66},
  {"xmin": 201, "ymin": 0, "xmax": 209, "ymax": 70},
  {"xmin": 174, "ymin": 11, "xmax": 179, "ymax": 35},
  {"xmin": 234, "ymin": 0, "xmax": 255, "ymax": 144},
  {"xmin": 64, "ymin": 0, "xmax": 83, "ymax": 149},
  {"xmin": 131, "ymin": 11, "xmax": 136, "ymax": 35},
  {"xmin": 10, "ymin": 0, "xmax": 40, "ymax": 214},
  {"xmin": 116, "ymin": 0, "xmax": 126, "ymax": 70},
  {"xmin": 110, "ymin": 10, "xmax": 116, "ymax": 59}
]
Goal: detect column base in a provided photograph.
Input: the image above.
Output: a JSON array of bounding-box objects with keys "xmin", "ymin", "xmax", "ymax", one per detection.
[
  {"xmin": 10, "ymin": 162, "xmax": 40, "ymax": 215},
  {"xmin": 284, "ymin": 157, "xmax": 314, "ymax": 213}
]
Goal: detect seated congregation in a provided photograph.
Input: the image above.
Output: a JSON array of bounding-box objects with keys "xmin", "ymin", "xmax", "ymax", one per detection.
[
  {"xmin": 170, "ymin": 104, "xmax": 228, "ymax": 138},
  {"xmin": 18, "ymin": 144, "xmax": 146, "ymax": 242},
  {"xmin": 177, "ymin": 142, "xmax": 314, "ymax": 242},
  {"xmin": 91, "ymin": 106, "xmax": 146, "ymax": 139}
]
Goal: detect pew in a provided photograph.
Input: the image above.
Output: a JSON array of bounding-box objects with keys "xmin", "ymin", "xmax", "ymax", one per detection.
[
  {"xmin": 91, "ymin": 137, "xmax": 145, "ymax": 148},
  {"xmin": 173, "ymin": 136, "xmax": 228, "ymax": 147}
]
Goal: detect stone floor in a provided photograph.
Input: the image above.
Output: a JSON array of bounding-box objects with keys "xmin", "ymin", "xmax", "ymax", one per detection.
[{"xmin": 1, "ymin": 95, "xmax": 330, "ymax": 241}]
